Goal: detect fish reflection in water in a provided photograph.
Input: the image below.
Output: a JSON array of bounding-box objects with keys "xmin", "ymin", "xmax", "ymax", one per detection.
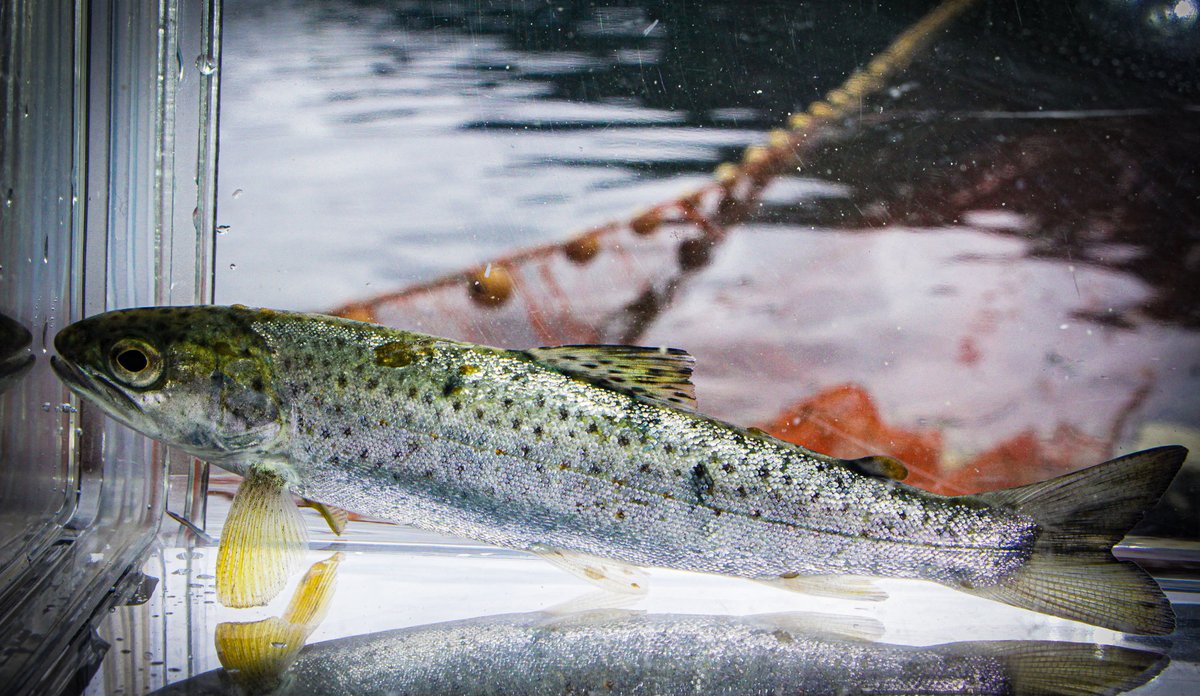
[
  {"xmin": 0, "ymin": 312, "xmax": 34, "ymax": 394},
  {"xmin": 162, "ymin": 557, "xmax": 1167, "ymax": 696}
]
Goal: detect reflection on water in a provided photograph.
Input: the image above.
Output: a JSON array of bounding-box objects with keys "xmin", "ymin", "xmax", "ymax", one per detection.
[
  {"xmin": 161, "ymin": 555, "xmax": 1167, "ymax": 696},
  {"xmin": 0, "ymin": 312, "xmax": 34, "ymax": 394}
]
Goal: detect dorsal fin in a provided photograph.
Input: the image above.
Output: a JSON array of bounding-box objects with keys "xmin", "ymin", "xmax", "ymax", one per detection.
[
  {"xmin": 526, "ymin": 344, "xmax": 696, "ymax": 411},
  {"xmin": 844, "ymin": 455, "xmax": 909, "ymax": 481}
]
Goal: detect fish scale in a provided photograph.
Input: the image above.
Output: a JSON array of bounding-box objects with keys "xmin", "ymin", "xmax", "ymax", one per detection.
[{"xmin": 51, "ymin": 305, "xmax": 1185, "ymax": 633}]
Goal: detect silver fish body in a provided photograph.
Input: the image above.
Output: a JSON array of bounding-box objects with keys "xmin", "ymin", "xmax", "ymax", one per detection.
[
  {"xmin": 51, "ymin": 306, "xmax": 1186, "ymax": 633},
  {"xmin": 258, "ymin": 313, "xmax": 1029, "ymax": 587}
]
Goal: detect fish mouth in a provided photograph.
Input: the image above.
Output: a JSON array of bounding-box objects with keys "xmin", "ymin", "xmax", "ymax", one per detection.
[{"xmin": 51, "ymin": 356, "xmax": 144, "ymax": 421}]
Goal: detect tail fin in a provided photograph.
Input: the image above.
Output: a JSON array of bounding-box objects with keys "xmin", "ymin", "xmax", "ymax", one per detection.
[
  {"xmin": 941, "ymin": 641, "xmax": 1168, "ymax": 696},
  {"xmin": 965, "ymin": 446, "xmax": 1186, "ymax": 635}
]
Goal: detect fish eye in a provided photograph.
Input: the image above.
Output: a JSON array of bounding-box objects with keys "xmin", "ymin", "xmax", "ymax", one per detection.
[{"xmin": 108, "ymin": 338, "xmax": 163, "ymax": 388}]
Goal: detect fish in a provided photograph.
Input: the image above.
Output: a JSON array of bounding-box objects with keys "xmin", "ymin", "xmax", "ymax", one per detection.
[
  {"xmin": 156, "ymin": 562, "xmax": 1168, "ymax": 696},
  {"xmin": 51, "ymin": 305, "xmax": 1186, "ymax": 633}
]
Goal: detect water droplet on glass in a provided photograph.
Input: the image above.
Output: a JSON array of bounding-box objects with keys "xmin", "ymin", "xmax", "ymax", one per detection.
[
  {"xmin": 171, "ymin": 568, "xmax": 188, "ymax": 575},
  {"xmin": 229, "ymin": 263, "xmax": 237, "ymax": 270},
  {"xmin": 270, "ymin": 642, "xmax": 288, "ymax": 649},
  {"xmin": 58, "ymin": 403, "xmax": 77, "ymax": 414},
  {"xmin": 216, "ymin": 224, "xmax": 230, "ymax": 236},
  {"xmin": 232, "ymin": 188, "xmax": 244, "ymax": 199},
  {"xmin": 41, "ymin": 402, "xmax": 52, "ymax": 412},
  {"xmin": 195, "ymin": 54, "xmax": 217, "ymax": 75}
]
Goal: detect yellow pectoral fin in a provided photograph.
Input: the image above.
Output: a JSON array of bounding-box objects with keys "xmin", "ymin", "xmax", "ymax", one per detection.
[
  {"xmin": 215, "ymin": 553, "xmax": 344, "ymax": 693},
  {"xmin": 216, "ymin": 470, "xmax": 308, "ymax": 608},
  {"xmin": 282, "ymin": 552, "xmax": 344, "ymax": 627},
  {"xmin": 300, "ymin": 498, "xmax": 351, "ymax": 536},
  {"xmin": 215, "ymin": 617, "xmax": 309, "ymax": 694}
]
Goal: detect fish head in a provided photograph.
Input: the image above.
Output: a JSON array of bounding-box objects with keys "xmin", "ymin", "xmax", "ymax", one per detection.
[{"xmin": 52, "ymin": 306, "xmax": 284, "ymax": 465}]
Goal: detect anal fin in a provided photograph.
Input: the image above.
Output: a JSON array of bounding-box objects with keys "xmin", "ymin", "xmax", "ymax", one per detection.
[
  {"xmin": 758, "ymin": 573, "xmax": 888, "ymax": 602},
  {"xmin": 216, "ymin": 470, "xmax": 308, "ymax": 608},
  {"xmin": 532, "ymin": 545, "xmax": 650, "ymax": 595}
]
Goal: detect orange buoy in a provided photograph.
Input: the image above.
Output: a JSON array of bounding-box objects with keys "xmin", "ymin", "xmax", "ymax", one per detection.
[
  {"xmin": 629, "ymin": 208, "xmax": 663, "ymax": 236},
  {"xmin": 563, "ymin": 233, "xmax": 601, "ymax": 265},
  {"xmin": 468, "ymin": 264, "xmax": 514, "ymax": 307}
]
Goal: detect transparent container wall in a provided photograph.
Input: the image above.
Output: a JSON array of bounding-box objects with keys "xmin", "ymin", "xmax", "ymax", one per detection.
[{"xmin": 0, "ymin": 0, "xmax": 218, "ymax": 692}]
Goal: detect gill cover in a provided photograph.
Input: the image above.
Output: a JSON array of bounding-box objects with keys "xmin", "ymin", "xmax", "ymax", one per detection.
[{"xmin": 52, "ymin": 306, "xmax": 284, "ymax": 460}]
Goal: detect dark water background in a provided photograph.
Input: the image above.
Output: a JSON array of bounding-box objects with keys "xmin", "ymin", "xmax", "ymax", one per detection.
[{"xmin": 215, "ymin": 0, "xmax": 1200, "ymax": 535}]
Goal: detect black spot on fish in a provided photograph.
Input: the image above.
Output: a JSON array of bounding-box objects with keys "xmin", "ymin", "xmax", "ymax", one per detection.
[
  {"xmin": 586, "ymin": 422, "xmax": 599, "ymax": 434},
  {"xmin": 502, "ymin": 397, "xmax": 514, "ymax": 408},
  {"xmin": 615, "ymin": 510, "xmax": 625, "ymax": 520},
  {"xmin": 721, "ymin": 462, "xmax": 735, "ymax": 473},
  {"xmin": 320, "ymin": 428, "xmax": 331, "ymax": 440},
  {"xmin": 511, "ymin": 418, "xmax": 521, "ymax": 429},
  {"xmin": 558, "ymin": 407, "xmax": 569, "ymax": 421},
  {"xmin": 407, "ymin": 387, "xmax": 418, "ymax": 399},
  {"xmin": 442, "ymin": 375, "xmax": 463, "ymax": 397},
  {"xmin": 535, "ymin": 395, "xmax": 546, "ymax": 408},
  {"xmin": 663, "ymin": 443, "xmax": 675, "ymax": 454},
  {"xmin": 736, "ymin": 485, "xmax": 748, "ymax": 498},
  {"xmin": 589, "ymin": 464, "xmax": 603, "ymax": 475},
  {"xmin": 533, "ymin": 425, "xmax": 544, "ymax": 438},
  {"xmin": 617, "ymin": 435, "xmax": 630, "ymax": 447},
  {"xmin": 452, "ymin": 401, "xmax": 463, "ymax": 411},
  {"xmin": 337, "ymin": 374, "xmax": 348, "ymax": 389},
  {"xmin": 750, "ymin": 510, "xmax": 762, "ymax": 519},
  {"xmin": 365, "ymin": 377, "xmax": 379, "ymax": 391},
  {"xmin": 359, "ymin": 448, "xmax": 368, "ymax": 459},
  {"xmin": 342, "ymin": 426, "xmax": 352, "ymax": 437},
  {"xmin": 690, "ymin": 463, "xmax": 715, "ymax": 500},
  {"xmin": 638, "ymin": 463, "xmax": 652, "ymax": 473},
  {"xmin": 757, "ymin": 464, "xmax": 772, "ymax": 479},
  {"xmin": 474, "ymin": 408, "xmax": 485, "ymax": 419},
  {"xmin": 251, "ymin": 377, "xmax": 264, "ymax": 392}
]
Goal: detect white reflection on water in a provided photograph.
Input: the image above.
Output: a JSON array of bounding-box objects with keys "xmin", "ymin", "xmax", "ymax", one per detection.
[{"xmin": 216, "ymin": 2, "xmax": 757, "ymax": 310}]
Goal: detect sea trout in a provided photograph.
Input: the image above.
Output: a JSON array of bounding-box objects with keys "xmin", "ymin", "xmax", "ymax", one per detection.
[{"xmin": 51, "ymin": 306, "xmax": 1186, "ymax": 633}]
